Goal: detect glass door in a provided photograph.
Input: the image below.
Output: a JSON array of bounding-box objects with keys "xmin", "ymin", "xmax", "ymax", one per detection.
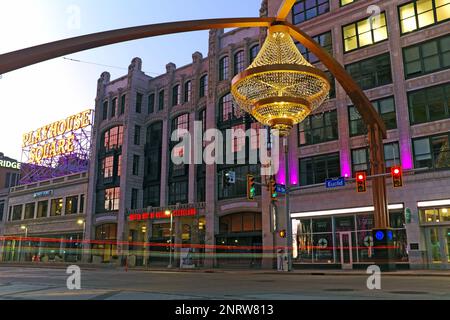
[
  {"xmin": 339, "ymin": 232, "xmax": 353, "ymax": 269},
  {"xmin": 446, "ymin": 228, "xmax": 450, "ymax": 264},
  {"xmin": 426, "ymin": 227, "xmax": 450, "ymax": 267}
]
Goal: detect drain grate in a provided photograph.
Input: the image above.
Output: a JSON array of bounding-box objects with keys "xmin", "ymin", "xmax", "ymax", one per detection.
[
  {"xmin": 324, "ymin": 288, "xmax": 355, "ymax": 292},
  {"xmin": 389, "ymin": 291, "xmax": 428, "ymax": 295}
]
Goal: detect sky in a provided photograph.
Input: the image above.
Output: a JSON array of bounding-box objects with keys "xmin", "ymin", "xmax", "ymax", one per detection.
[{"xmin": 0, "ymin": 0, "xmax": 263, "ymax": 161}]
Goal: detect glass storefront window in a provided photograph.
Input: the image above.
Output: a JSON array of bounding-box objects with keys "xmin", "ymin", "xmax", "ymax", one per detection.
[
  {"xmin": 420, "ymin": 208, "xmax": 450, "ymax": 223},
  {"xmin": 335, "ymin": 216, "xmax": 354, "ymax": 231},
  {"xmin": 50, "ymin": 198, "xmax": 63, "ymax": 216}
]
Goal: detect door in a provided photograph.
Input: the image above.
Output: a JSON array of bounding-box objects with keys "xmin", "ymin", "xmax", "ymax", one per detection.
[
  {"xmin": 339, "ymin": 232, "xmax": 353, "ymax": 269},
  {"xmin": 426, "ymin": 227, "xmax": 450, "ymax": 268}
]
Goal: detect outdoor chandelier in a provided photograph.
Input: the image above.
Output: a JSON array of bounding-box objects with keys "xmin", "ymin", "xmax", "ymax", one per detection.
[{"xmin": 231, "ymin": 24, "xmax": 331, "ymax": 136}]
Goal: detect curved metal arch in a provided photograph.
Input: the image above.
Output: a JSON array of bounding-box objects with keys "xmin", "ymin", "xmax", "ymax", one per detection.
[{"xmin": 0, "ymin": 18, "xmax": 273, "ymax": 75}]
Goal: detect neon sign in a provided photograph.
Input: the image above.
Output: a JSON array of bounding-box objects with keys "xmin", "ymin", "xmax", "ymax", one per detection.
[
  {"xmin": 0, "ymin": 159, "xmax": 20, "ymax": 169},
  {"xmin": 129, "ymin": 208, "xmax": 197, "ymax": 221}
]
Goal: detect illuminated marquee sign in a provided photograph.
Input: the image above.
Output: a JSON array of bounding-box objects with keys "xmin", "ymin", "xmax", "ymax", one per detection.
[
  {"xmin": 129, "ymin": 208, "xmax": 197, "ymax": 221},
  {"xmin": 22, "ymin": 110, "xmax": 92, "ymax": 164}
]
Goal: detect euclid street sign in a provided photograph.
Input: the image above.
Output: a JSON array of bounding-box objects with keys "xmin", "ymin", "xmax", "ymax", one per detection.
[{"xmin": 325, "ymin": 177, "xmax": 346, "ymax": 188}]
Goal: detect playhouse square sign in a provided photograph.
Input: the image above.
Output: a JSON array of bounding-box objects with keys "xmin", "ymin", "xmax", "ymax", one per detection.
[{"xmin": 22, "ymin": 110, "xmax": 92, "ymax": 164}]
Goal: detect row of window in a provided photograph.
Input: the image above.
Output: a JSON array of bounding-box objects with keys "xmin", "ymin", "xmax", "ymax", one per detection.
[
  {"xmin": 218, "ymin": 45, "xmax": 260, "ymax": 82},
  {"xmin": 102, "ymin": 94, "xmax": 126, "ymax": 121},
  {"xmin": 8, "ymin": 195, "xmax": 85, "ymax": 222},
  {"xmin": 299, "ymin": 132, "xmax": 450, "ymax": 186},
  {"xmin": 293, "ymin": 0, "xmax": 449, "ymax": 37}
]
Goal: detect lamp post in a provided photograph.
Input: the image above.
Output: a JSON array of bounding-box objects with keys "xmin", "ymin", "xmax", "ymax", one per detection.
[
  {"xmin": 18, "ymin": 225, "xmax": 28, "ymax": 262},
  {"xmin": 77, "ymin": 219, "xmax": 85, "ymax": 261},
  {"xmin": 165, "ymin": 210, "xmax": 174, "ymax": 268}
]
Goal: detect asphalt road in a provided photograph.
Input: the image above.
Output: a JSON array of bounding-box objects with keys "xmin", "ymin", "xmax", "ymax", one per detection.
[{"xmin": 0, "ymin": 266, "xmax": 449, "ymax": 300}]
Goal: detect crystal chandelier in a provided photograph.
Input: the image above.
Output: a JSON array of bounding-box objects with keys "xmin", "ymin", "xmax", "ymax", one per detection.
[{"xmin": 231, "ymin": 24, "xmax": 330, "ymax": 136}]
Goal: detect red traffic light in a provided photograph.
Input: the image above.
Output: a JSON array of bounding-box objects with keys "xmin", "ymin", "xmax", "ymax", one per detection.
[
  {"xmin": 391, "ymin": 166, "xmax": 403, "ymax": 188},
  {"xmin": 356, "ymin": 171, "xmax": 367, "ymax": 193}
]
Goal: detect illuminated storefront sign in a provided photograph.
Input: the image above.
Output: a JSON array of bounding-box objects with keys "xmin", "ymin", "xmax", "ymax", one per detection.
[
  {"xmin": 0, "ymin": 159, "xmax": 20, "ymax": 169},
  {"xmin": 22, "ymin": 110, "xmax": 92, "ymax": 164},
  {"xmin": 33, "ymin": 190, "xmax": 53, "ymax": 199},
  {"xmin": 129, "ymin": 208, "xmax": 197, "ymax": 221}
]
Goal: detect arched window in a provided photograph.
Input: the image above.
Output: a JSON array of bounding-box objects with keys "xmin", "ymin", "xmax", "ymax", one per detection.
[
  {"xmin": 172, "ymin": 85, "xmax": 180, "ymax": 106},
  {"xmin": 234, "ymin": 50, "xmax": 245, "ymax": 75},
  {"xmin": 102, "ymin": 126, "xmax": 124, "ymax": 151},
  {"xmin": 219, "ymin": 56, "xmax": 229, "ymax": 81},
  {"xmin": 219, "ymin": 93, "xmax": 237, "ymax": 122}
]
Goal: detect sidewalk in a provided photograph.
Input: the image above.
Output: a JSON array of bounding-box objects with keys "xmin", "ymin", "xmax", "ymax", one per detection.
[{"xmin": 1, "ymin": 262, "xmax": 449, "ymax": 277}]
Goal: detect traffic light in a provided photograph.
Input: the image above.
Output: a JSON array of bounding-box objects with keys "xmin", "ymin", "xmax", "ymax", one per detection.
[
  {"xmin": 279, "ymin": 229, "xmax": 286, "ymax": 238},
  {"xmin": 391, "ymin": 166, "xmax": 403, "ymax": 188},
  {"xmin": 247, "ymin": 174, "xmax": 256, "ymax": 200},
  {"xmin": 356, "ymin": 172, "xmax": 367, "ymax": 193},
  {"xmin": 270, "ymin": 178, "xmax": 278, "ymax": 201}
]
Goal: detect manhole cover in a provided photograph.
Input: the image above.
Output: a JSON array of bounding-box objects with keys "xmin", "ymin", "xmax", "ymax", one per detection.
[
  {"xmin": 389, "ymin": 291, "xmax": 428, "ymax": 295},
  {"xmin": 324, "ymin": 288, "xmax": 355, "ymax": 292}
]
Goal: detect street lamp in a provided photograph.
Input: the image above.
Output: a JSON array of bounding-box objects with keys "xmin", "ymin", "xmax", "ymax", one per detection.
[
  {"xmin": 165, "ymin": 210, "xmax": 174, "ymax": 268},
  {"xmin": 231, "ymin": 24, "xmax": 330, "ymax": 271},
  {"xmin": 18, "ymin": 225, "xmax": 28, "ymax": 262}
]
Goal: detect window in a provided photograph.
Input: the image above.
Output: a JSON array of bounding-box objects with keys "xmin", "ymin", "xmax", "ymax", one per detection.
[
  {"xmin": 403, "ymin": 35, "xmax": 450, "ymax": 78},
  {"xmin": 111, "ymin": 98, "xmax": 117, "ymax": 118},
  {"xmin": 199, "ymin": 74, "xmax": 208, "ymax": 98},
  {"xmin": 158, "ymin": 90, "xmax": 165, "ymax": 110},
  {"xmin": 298, "ymin": 110, "xmax": 338, "ymax": 146},
  {"xmin": 12, "ymin": 205, "xmax": 22, "ymax": 221},
  {"xmin": 120, "ymin": 94, "xmax": 126, "ymax": 115},
  {"xmin": 324, "ymin": 71, "xmax": 336, "ymax": 99},
  {"xmin": 292, "ymin": 0, "xmax": 330, "ymax": 24},
  {"xmin": 65, "ymin": 196, "xmax": 78, "ymax": 215},
  {"xmin": 117, "ymin": 155, "xmax": 122, "ymax": 178},
  {"xmin": 349, "ymin": 96, "xmax": 397, "ymax": 136},
  {"xmin": 5, "ymin": 172, "xmax": 19, "ymax": 188},
  {"xmin": 250, "ymin": 45, "xmax": 260, "ymax": 63},
  {"xmin": 408, "ymin": 83, "xmax": 450, "ymax": 125},
  {"xmin": 104, "ymin": 187, "xmax": 120, "ymax": 211},
  {"xmin": 399, "ymin": 0, "xmax": 450, "ymax": 35},
  {"xmin": 231, "ymin": 124, "xmax": 246, "ymax": 153},
  {"xmin": 37, "ymin": 201, "xmax": 48, "ymax": 218},
  {"xmin": 101, "ymin": 156, "xmax": 114, "ymax": 179},
  {"xmin": 136, "ymin": 93, "xmax": 143, "ymax": 113},
  {"xmin": 134, "ymin": 125, "xmax": 141, "ymax": 145},
  {"xmin": 219, "ymin": 213, "xmax": 262, "ymax": 233},
  {"xmin": 413, "ymin": 134, "xmax": 450, "ymax": 169},
  {"xmin": 172, "ymin": 85, "xmax": 180, "ymax": 106},
  {"xmin": 218, "ymin": 165, "xmax": 261, "ymax": 200},
  {"xmin": 24, "ymin": 203, "xmax": 35, "ymax": 220},
  {"xmin": 148, "ymin": 93, "xmax": 155, "ymax": 114},
  {"xmin": 144, "ymin": 185, "xmax": 160, "ymax": 208},
  {"xmin": 234, "ymin": 51, "xmax": 245, "ymax": 75},
  {"xmin": 296, "ymin": 31, "xmax": 332, "ymax": 63},
  {"xmin": 346, "ymin": 53, "xmax": 392, "ymax": 90},
  {"xmin": 341, "ymin": 0, "xmax": 357, "ymax": 5},
  {"xmin": 343, "ymin": 13, "xmax": 388, "ymax": 52},
  {"xmin": 184, "ymin": 81, "xmax": 192, "ymax": 103},
  {"xmin": 351, "ymin": 143, "xmax": 401, "ymax": 175},
  {"xmin": 219, "ymin": 56, "xmax": 229, "ymax": 81},
  {"xmin": 50, "ymin": 198, "xmax": 63, "ymax": 216},
  {"xmin": 102, "ymin": 101, "xmax": 108, "ymax": 120},
  {"xmin": 79, "ymin": 195, "xmax": 85, "ymax": 213},
  {"xmin": 219, "ymin": 93, "xmax": 239, "ymax": 122},
  {"xmin": 103, "ymin": 126, "xmax": 124, "ymax": 151},
  {"xmin": 0, "ymin": 201, "xmax": 4, "ymax": 222},
  {"xmin": 132, "ymin": 155, "xmax": 140, "ymax": 176},
  {"xmin": 95, "ymin": 224, "xmax": 117, "ymax": 240},
  {"xmin": 131, "ymin": 188, "xmax": 138, "ymax": 210},
  {"xmin": 300, "ymin": 153, "xmax": 340, "ymax": 185},
  {"xmin": 168, "ymin": 180, "xmax": 188, "ymax": 205}
]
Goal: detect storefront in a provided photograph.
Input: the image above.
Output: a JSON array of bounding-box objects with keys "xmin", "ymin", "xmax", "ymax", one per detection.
[
  {"xmin": 291, "ymin": 204, "xmax": 408, "ymax": 268},
  {"xmin": 418, "ymin": 200, "xmax": 450, "ymax": 269},
  {"xmin": 216, "ymin": 212, "xmax": 262, "ymax": 268},
  {"xmin": 127, "ymin": 204, "xmax": 206, "ymax": 267}
]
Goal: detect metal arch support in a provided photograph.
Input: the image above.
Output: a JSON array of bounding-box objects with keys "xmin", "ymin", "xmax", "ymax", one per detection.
[
  {"xmin": 287, "ymin": 23, "xmax": 389, "ymax": 229},
  {"xmin": 0, "ymin": 17, "xmax": 274, "ymax": 75}
]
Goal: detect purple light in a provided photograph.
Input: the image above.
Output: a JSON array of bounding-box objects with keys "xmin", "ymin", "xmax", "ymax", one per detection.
[
  {"xmin": 400, "ymin": 141, "xmax": 414, "ymax": 170},
  {"xmin": 341, "ymin": 151, "xmax": 352, "ymax": 179}
]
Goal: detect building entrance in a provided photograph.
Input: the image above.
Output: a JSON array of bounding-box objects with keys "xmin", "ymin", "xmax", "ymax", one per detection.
[{"xmin": 425, "ymin": 227, "xmax": 450, "ymax": 268}]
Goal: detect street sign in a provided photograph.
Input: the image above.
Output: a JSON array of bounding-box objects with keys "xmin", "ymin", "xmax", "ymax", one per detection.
[
  {"xmin": 275, "ymin": 184, "xmax": 286, "ymax": 194},
  {"xmin": 325, "ymin": 177, "xmax": 346, "ymax": 188}
]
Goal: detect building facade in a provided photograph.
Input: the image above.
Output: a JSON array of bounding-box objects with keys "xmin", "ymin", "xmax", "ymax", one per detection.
[
  {"xmin": 84, "ymin": 0, "xmax": 450, "ymax": 269},
  {"xmin": 0, "ymin": 153, "xmax": 21, "ymax": 237},
  {"xmin": 0, "ymin": 172, "xmax": 88, "ymax": 263}
]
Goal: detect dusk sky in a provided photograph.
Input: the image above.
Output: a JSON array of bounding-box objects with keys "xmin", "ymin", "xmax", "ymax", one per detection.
[{"xmin": 0, "ymin": 0, "xmax": 262, "ymax": 160}]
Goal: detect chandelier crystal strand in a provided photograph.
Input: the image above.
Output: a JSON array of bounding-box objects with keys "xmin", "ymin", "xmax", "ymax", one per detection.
[{"xmin": 231, "ymin": 25, "xmax": 330, "ymax": 136}]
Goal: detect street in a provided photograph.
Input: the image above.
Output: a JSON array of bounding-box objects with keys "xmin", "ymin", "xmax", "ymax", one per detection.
[{"xmin": 0, "ymin": 266, "xmax": 448, "ymax": 300}]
